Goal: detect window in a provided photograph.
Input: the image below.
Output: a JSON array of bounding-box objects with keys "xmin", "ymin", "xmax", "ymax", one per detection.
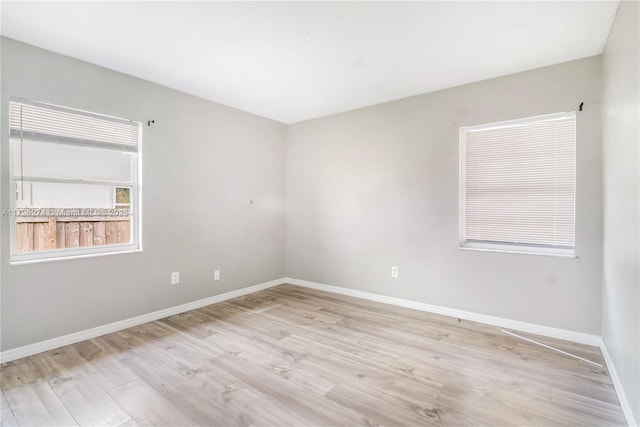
[
  {"xmin": 8, "ymin": 98, "xmax": 141, "ymax": 263},
  {"xmin": 114, "ymin": 187, "xmax": 130, "ymax": 210},
  {"xmin": 459, "ymin": 112, "xmax": 576, "ymax": 256}
]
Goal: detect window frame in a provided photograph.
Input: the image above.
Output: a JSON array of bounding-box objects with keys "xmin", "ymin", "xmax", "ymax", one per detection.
[
  {"xmin": 8, "ymin": 98, "xmax": 143, "ymax": 265},
  {"xmin": 458, "ymin": 112, "xmax": 577, "ymax": 257}
]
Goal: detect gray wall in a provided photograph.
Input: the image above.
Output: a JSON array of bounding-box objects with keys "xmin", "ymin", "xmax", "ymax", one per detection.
[
  {"xmin": 287, "ymin": 57, "xmax": 603, "ymax": 335},
  {"xmin": 0, "ymin": 38, "xmax": 287, "ymax": 351},
  {"xmin": 601, "ymin": 1, "xmax": 640, "ymax": 423}
]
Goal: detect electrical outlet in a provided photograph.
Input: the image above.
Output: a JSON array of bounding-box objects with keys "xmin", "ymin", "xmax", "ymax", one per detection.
[
  {"xmin": 171, "ymin": 271, "xmax": 180, "ymax": 285},
  {"xmin": 391, "ymin": 266, "xmax": 399, "ymax": 278},
  {"xmin": 214, "ymin": 270, "xmax": 220, "ymax": 281}
]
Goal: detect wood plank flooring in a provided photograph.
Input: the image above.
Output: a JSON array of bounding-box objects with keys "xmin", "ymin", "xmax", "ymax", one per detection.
[{"xmin": 0, "ymin": 284, "xmax": 626, "ymax": 426}]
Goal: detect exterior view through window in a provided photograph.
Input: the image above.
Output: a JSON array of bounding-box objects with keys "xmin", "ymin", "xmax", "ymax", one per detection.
[
  {"xmin": 459, "ymin": 112, "xmax": 576, "ymax": 256},
  {"xmin": 8, "ymin": 98, "xmax": 141, "ymax": 262}
]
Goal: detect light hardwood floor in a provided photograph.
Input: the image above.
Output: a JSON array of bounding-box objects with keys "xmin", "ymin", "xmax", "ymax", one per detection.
[{"xmin": 0, "ymin": 284, "xmax": 626, "ymax": 426}]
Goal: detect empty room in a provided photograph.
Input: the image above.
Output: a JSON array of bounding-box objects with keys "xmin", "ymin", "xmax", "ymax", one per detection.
[{"xmin": 0, "ymin": 1, "xmax": 638, "ymax": 426}]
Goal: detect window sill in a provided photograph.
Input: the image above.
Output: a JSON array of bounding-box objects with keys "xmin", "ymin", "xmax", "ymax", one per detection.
[
  {"xmin": 459, "ymin": 243, "xmax": 576, "ymax": 258},
  {"xmin": 10, "ymin": 247, "xmax": 143, "ymax": 266}
]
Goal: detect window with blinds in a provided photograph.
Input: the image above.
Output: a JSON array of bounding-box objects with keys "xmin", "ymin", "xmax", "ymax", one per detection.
[
  {"xmin": 8, "ymin": 98, "xmax": 142, "ymax": 263},
  {"xmin": 459, "ymin": 112, "xmax": 576, "ymax": 256}
]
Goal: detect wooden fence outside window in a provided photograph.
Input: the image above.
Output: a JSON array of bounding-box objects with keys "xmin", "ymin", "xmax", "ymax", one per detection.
[{"xmin": 15, "ymin": 209, "xmax": 130, "ymax": 253}]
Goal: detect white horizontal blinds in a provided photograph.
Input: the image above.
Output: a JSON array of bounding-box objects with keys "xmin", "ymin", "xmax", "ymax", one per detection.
[
  {"xmin": 465, "ymin": 113, "xmax": 576, "ymax": 249},
  {"xmin": 9, "ymin": 99, "xmax": 138, "ymax": 151}
]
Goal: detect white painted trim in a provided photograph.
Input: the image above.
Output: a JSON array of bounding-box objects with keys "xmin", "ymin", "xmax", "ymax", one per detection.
[
  {"xmin": 459, "ymin": 243, "xmax": 576, "ymax": 258},
  {"xmin": 1, "ymin": 276, "xmax": 601, "ymax": 359},
  {"xmin": 600, "ymin": 340, "xmax": 638, "ymax": 427},
  {"xmin": 0, "ymin": 278, "xmax": 285, "ymax": 363},
  {"xmin": 285, "ymin": 278, "xmax": 601, "ymax": 347},
  {"xmin": 4, "ymin": 276, "xmax": 630, "ymax": 424}
]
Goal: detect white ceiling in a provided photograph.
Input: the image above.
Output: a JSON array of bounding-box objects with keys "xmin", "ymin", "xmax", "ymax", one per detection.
[{"xmin": 1, "ymin": 1, "xmax": 619, "ymax": 124}]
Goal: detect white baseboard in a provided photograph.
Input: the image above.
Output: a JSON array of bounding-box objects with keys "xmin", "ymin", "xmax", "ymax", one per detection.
[
  {"xmin": 285, "ymin": 277, "xmax": 602, "ymax": 347},
  {"xmin": 4, "ymin": 276, "xmax": 630, "ymax": 424},
  {"xmin": 288, "ymin": 278, "xmax": 636, "ymax": 424},
  {"xmin": 0, "ymin": 278, "xmax": 286, "ymax": 364},
  {"xmin": 600, "ymin": 340, "xmax": 638, "ymax": 427}
]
